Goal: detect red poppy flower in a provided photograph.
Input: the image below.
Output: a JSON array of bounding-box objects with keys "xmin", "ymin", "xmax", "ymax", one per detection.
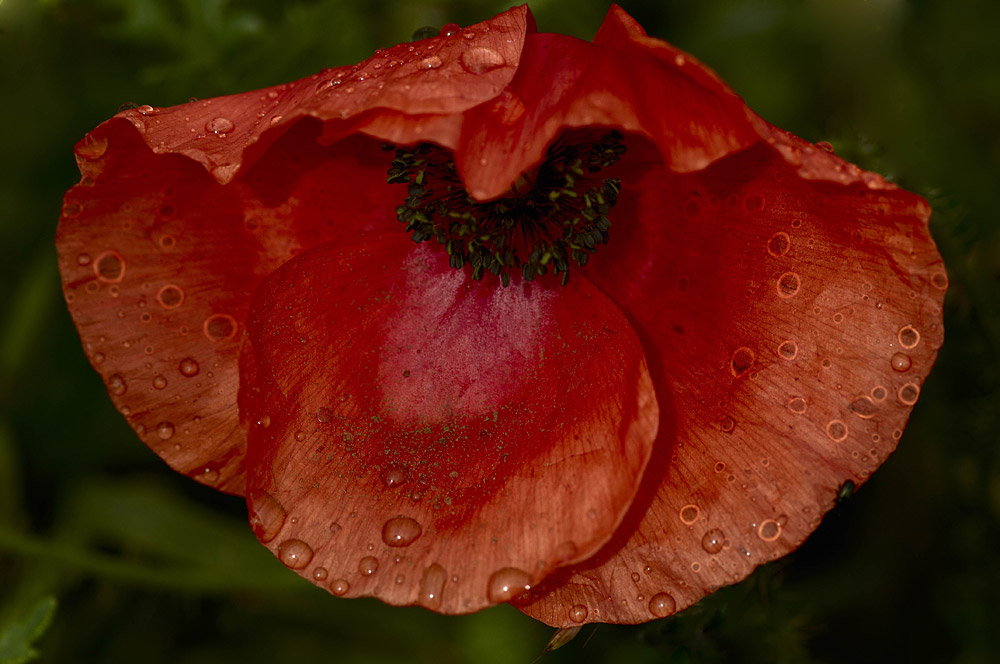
[{"xmin": 57, "ymin": 5, "xmax": 945, "ymax": 627}]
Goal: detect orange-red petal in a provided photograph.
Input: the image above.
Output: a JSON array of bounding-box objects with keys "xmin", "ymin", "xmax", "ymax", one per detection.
[
  {"xmin": 238, "ymin": 233, "xmax": 658, "ymax": 614},
  {"xmin": 517, "ymin": 139, "xmax": 945, "ymax": 626}
]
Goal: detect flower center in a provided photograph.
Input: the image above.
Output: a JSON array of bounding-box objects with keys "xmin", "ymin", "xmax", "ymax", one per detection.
[{"xmin": 386, "ymin": 131, "xmax": 625, "ymax": 286}]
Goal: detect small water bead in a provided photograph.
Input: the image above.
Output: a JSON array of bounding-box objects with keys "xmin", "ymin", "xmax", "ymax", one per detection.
[
  {"xmin": 359, "ymin": 556, "xmax": 379, "ymax": 576},
  {"xmin": 730, "ymin": 347, "xmax": 755, "ymax": 377},
  {"xmin": 382, "ymin": 516, "xmax": 422, "ymax": 547},
  {"xmin": 206, "ymin": 117, "xmax": 235, "ymax": 134},
  {"xmin": 930, "ymin": 271, "xmax": 949, "ymax": 289},
  {"xmin": 329, "ymin": 522, "xmax": 342, "ymax": 535},
  {"xmin": 152, "ymin": 375, "xmax": 167, "ymax": 390},
  {"xmin": 898, "ymin": 383, "xmax": 920, "ymax": 405},
  {"xmin": 330, "ymin": 578, "xmax": 350, "ymax": 596},
  {"xmin": 108, "ymin": 374, "xmax": 127, "ymax": 396},
  {"xmin": 394, "ymin": 574, "xmax": 406, "ymax": 585},
  {"xmin": 777, "ymin": 272, "xmax": 801, "ymax": 298},
  {"xmin": 94, "ymin": 250, "xmax": 126, "ymax": 283},
  {"xmin": 757, "ymin": 519, "xmax": 782, "ymax": 542},
  {"xmin": 440, "ymin": 22, "xmax": 460, "ymax": 36},
  {"xmin": 766, "ymin": 232, "xmax": 791, "ymax": 257},
  {"xmin": 871, "ymin": 385, "xmax": 888, "ymax": 401},
  {"xmin": 778, "ymin": 340, "xmax": 798, "ymax": 360},
  {"xmin": 743, "ymin": 193, "xmax": 765, "ymax": 212},
  {"xmin": 156, "ymin": 421, "xmax": 175, "ymax": 440},
  {"xmin": 248, "ymin": 489, "xmax": 286, "ymax": 543},
  {"xmin": 156, "ymin": 284, "xmax": 185, "ymax": 309},
  {"xmin": 631, "ymin": 571, "xmax": 641, "ymax": 583},
  {"xmin": 678, "ymin": 504, "xmax": 700, "ymax": 525},
  {"xmin": 276, "ymin": 539, "xmax": 313, "ymax": 569},
  {"xmin": 568, "ymin": 604, "xmax": 589, "ymax": 623},
  {"xmin": 179, "ymin": 357, "xmax": 200, "ymax": 377},
  {"xmin": 312, "ymin": 567, "xmax": 328, "ymax": 581},
  {"xmin": 648, "ymin": 593, "xmax": 676, "ymax": 618},
  {"xmin": 418, "ymin": 563, "xmax": 448, "ymax": 609},
  {"xmin": 382, "ymin": 467, "xmax": 408, "ymax": 488},
  {"xmin": 420, "ymin": 55, "xmax": 443, "ymax": 69},
  {"xmin": 890, "ymin": 352, "xmax": 912, "ymax": 372},
  {"xmin": 77, "ymin": 253, "xmax": 92, "ymax": 266},
  {"xmin": 701, "ymin": 528, "xmax": 726, "ymax": 554},
  {"xmin": 459, "ymin": 47, "xmax": 506, "ymax": 74},
  {"xmin": 897, "ymin": 325, "xmax": 920, "ymax": 349},
  {"xmin": 826, "ymin": 419, "xmax": 849, "ymax": 442},
  {"xmin": 316, "ymin": 407, "xmax": 333, "ymax": 423},
  {"xmin": 203, "ymin": 313, "xmax": 237, "ymax": 342},
  {"xmin": 848, "ymin": 396, "xmax": 878, "ymax": 419},
  {"xmin": 787, "ymin": 397, "xmax": 807, "ymax": 414},
  {"xmin": 487, "ymin": 567, "xmax": 532, "ymax": 603}
]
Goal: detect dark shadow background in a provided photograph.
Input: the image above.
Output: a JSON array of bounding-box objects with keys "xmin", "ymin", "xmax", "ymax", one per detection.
[{"xmin": 1, "ymin": 0, "xmax": 997, "ymax": 662}]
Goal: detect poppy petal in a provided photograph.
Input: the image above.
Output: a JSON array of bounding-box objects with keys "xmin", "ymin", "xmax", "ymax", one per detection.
[
  {"xmin": 103, "ymin": 6, "xmax": 532, "ymax": 186},
  {"xmin": 517, "ymin": 140, "xmax": 945, "ymax": 626},
  {"xmin": 57, "ymin": 120, "xmax": 407, "ymax": 492},
  {"xmin": 455, "ymin": 6, "xmax": 759, "ymax": 200},
  {"xmin": 238, "ymin": 233, "xmax": 659, "ymax": 614}
]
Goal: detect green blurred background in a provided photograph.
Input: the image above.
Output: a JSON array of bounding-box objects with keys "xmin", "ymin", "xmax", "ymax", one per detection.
[{"xmin": 1, "ymin": 0, "xmax": 997, "ymax": 662}]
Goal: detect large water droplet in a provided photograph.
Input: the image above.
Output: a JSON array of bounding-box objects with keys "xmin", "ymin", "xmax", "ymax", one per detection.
[
  {"xmin": 382, "ymin": 466, "xmax": 408, "ymax": 488},
  {"xmin": 381, "ymin": 516, "xmax": 422, "ymax": 547},
  {"xmin": 419, "ymin": 563, "xmax": 448, "ymax": 609},
  {"xmin": 701, "ymin": 528, "xmax": 726, "ymax": 554},
  {"xmin": 459, "ymin": 47, "xmax": 506, "ymax": 74},
  {"xmin": 359, "ymin": 556, "xmax": 379, "ymax": 576},
  {"xmin": 156, "ymin": 421, "xmax": 174, "ymax": 440},
  {"xmin": 890, "ymin": 352, "xmax": 912, "ymax": 372},
  {"xmin": 486, "ymin": 567, "xmax": 532, "ymax": 603},
  {"xmin": 206, "ymin": 117, "xmax": 235, "ymax": 134},
  {"xmin": 75, "ymin": 134, "xmax": 108, "ymax": 160},
  {"xmin": 330, "ymin": 578, "xmax": 350, "ymax": 596},
  {"xmin": 648, "ymin": 592, "xmax": 676, "ymax": 618},
  {"xmin": 248, "ymin": 489, "xmax": 286, "ymax": 543},
  {"xmin": 277, "ymin": 539, "xmax": 313, "ymax": 569},
  {"xmin": 179, "ymin": 357, "xmax": 200, "ymax": 377},
  {"xmin": 312, "ymin": 566, "xmax": 328, "ymax": 581},
  {"xmin": 568, "ymin": 604, "xmax": 589, "ymax": 623},
  {"xmin": 420, "ymin": 55, "xmax": 443, "ymax": 69}
]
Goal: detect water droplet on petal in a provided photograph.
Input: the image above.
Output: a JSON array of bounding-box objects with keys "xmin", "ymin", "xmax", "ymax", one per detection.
[
  {"xmin": 359, "ymin": 556, "xmax": 379, "ymax": 576},
  {"xmin": 898, "ymin": 382, "xmax": 920, "ymax": 405},
  {"xmin": 313, "ymin": 567, "xmax": 328, "ymax": 581},
  {"xmin": 826, "ymin": 419, "xmax": 849, "ymax": 442},
  {"xmin": 767, "ymin": 232, "xmax": 791, "ymax": 257},
  {"xmin": 152, "ymin": 375, "xmax": 167, "ymax": 390},
  {"xmin": 206, "ymin": 117, "xmax": 235, "ymax": 134},
  {"xmin": 248, "ymin": 489, "xmax": 286, "ymax": 543},
  {"xmin": 156, "ymin": 284, "xmax": 185, "ymax": 309},
  {"xmin": 757, "ymin": 519, "xmax": 782, "ymax": 541},
  {"xmin": 848, "ymin": 396, "xmax": 878, "ymax": 419},
  {"xmin": 94, "ymin": 250, "xmax": 126, "ymax": 283},
  {"xmin": 108, "ymin": 374, "xmax": 127, "ymax": 396},
  {"xmin": 439, "ymin": 23, "xmax": 460, "ymax": 36},
  {"xmin": 701, "ymin": 528, "xmax": 726, "ymax": 554},
  {"xmin": 382, "ymin": 467, "xmax": 408, "ymax": 488},
  {"xmin": 420, "ymin": 55, "xmax": 443, "ymax": 69},
  {"xmin": 277, "ymin": 539, "xmax": 312, "ymax": 569},
  {"xmin": 787, "ymin": 397, "xmax": 807, "ymax": 414},
  {"xmin": 778, "ymin": 340, "xmax": 798, "ymax": 360},
  {"xmin": 648, "ymin": 593, "xmax": 676, "ymax": 618},
  {"xmin": 419, "ymin": 563, "xmax": 448, "ymax": 609},
  {"xmin": 382, "ymin": 516, "xmax": 422, "ymax": 547},
  {"xmin": 459, "ymin": 47, "xmax": 506, "ymax": 74},
  {"xmin": 898, "ymin": 325, "xmax": 920, "ymax": 349},
  {"xmin": 203, "ymin": 314, "xmax": 237, "ymax": 342},
  {"xmin": 730, "ymin": 347, "xmax": 755, "ymax": 377},
  {"xmin": 179, "ymin": 357, "xmax": 200, "ymax": 377},
  {"xmin": 890, "ymin": 352, "xmax": 912, "ymax": 372},
  {"xmin": 486, "ymin": 567, "xmax": 532, "ymax": 603},
  {"xmin": 331, "ymin": 578, "xmax": 350, "ymax": 595},
  {"xmin": 568, "ymin": 604, "xmax": 589, "ymax": 623},
  {"xmin": 777, "ymin": 272, "xmax": 801, "ymax": 298},
  {"xmin": 76, "ymin": 134, "xmax": 108, "ymax": 160},
  {"xmin": 679, "ymin": 504, "xmax": 700, "ymax": 525}
]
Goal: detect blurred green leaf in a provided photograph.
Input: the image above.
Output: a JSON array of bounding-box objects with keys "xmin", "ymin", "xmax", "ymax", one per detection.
[{"xmin": 0, "ymin": 597, "xmax": 57, "ymax": 664}]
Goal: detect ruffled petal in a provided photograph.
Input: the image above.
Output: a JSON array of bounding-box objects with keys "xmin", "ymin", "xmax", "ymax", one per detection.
[
  {"xmin": 238, "ymin": 233, "xmax": 659, "ymax": 614},
  {"xmin": 57, "ymin": 120, "xmax": 405, "ymax": 493},
  {"xmin": 517, "ymin": 139, "xmax": 945, "ymax": 626},
  {"xmin": 455, "ymin": 6, "xmax": 759, "ymax": 200},
  {"xmin": 100, "ymin": 6, "xmax": 533, "ymax": 185}
]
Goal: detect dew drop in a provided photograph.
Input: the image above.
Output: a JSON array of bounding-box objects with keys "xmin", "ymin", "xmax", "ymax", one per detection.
[
  {"xmin": 678, "ymin": 504, "xmax": 700, "ymax": 525},
  {"xmin": 871, "ymin": 385, "xmax": 887, "ymax": 401},
  {"xmin": 777, "ymin": 272, "xmax": 801, "ymax": 298},
  {"xmin": 419, "ymin": 563, "xmax": 448, "ymax": 609},
  {"xmin": 179, "ymin": 357, "xmax": 200, "ymax": 377},
  {"xmin": 420, "ymin": 55, "xmax": 443, "ymax": 69},
  {"xmin": 382, "ymin": 516, "xmax": 422, "ymax": 547},
  {"xmin": 486, "ymin": 567, "xmax": 532, "ymax": 603},
  {"xmin": 848, "ymin": 396, "xmax": 878, "ymax": 419},
  {"xmin": 897, "ymin": 325, "xmax": 920, "ymax": 349},
  {"xmin": 648, "ymin": 593, "xmax": 676, "ymax": 618},
  {"xmin": 108, "ymin": 374, "xmax": 127, "ymax": 396},
  {"xmin": 701, "ymin": 528, "xmax": 726, "ymax": 554},
  {"xmin": 631, "ymin": 572, "xmax": 641, "ymax": 583},
  {"xmin": 778, "ymin": 340, "xmax": 798, "ymax": 360},
  {"xmin": 248, "ymin": 489, "xmax": 286, "ymax": 543},
  {"xmin": 76, "ymin": 252, "xmax": 92, "ymax": 266},
  {"xmin": 890, "ymin": 352, "xmax": 912, "ymax": 372},
  {"xmin": 156, "ymin": 421, "xmax": 175, "ymax": 440},
  {"xmin": 767, "ymin": 231, "xmax": 791, "ymax": 257},
  {"xmin": 94, "ymin": 250, "xmax": 126, "ymax": 283},
  {"xmin": 203, "ymin": 313, "xmax": 237, "ymax": 342},
  {"xmin": 459, "ymin": 47, "xmax": 506, "ymax": 74},
  {"xmin": 277, "ymin": 539, "xmax": 313, "ymax": 569},
  {"xmin": 312, "ymin": 566, "xmax": 328, "ymax": 581},
  {"xmin": 152, "ymin": 375, "xmax": 167, "ymax": 390},
  {"xmin": 359, "ymin": 556, "xmax": 379, "ymax": 576},
  {"xmin": 568, "ymin": 604, "xmax": 589, "ymax": 623},
  {"xmin": 787, "ymin": 397, "xmax": 807, "ymax": 414},
  {"xmin": 440, "ymin": 23, "xmax": 460, "ymax": 36},
  {"xmin": 156, "ymin": 284, "xmax": 185, "ymax": 309},
  {"xmin": 826, "ymin": 419, "xmax": 849, "ymax": 442},
  {"xmin": 206, "ymin": 117, "xmax": 235, "ymax": 134},
  {"xmin": 382, "ymin": 466, "xmax": 408, "ymax": 488},
  {"xmin": 898, "ymin": 382, "xmax": 920, "ymax": 406},
  {"xmin": 730, "ymin": 347, "xmax": 755, "ymax": 377},
  {"xmin": 743, "ymin": 193, "xmax": 765, "ymax": 212},
  {"xmin": 930, "ymin": 271, "xmax": 949, "ymax": 289},
  {"xmin": 75, "ymin": 134, "xmax": 108, "ymax": 160},
  {"xmin": 757, "ymin": 519, "xmax": 782, "ymax": 541}
]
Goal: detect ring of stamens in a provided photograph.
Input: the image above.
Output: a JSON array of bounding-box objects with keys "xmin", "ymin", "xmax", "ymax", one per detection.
[{"xmin": 386, "ymin": 131, "xmax": 626, "ymax": 286}]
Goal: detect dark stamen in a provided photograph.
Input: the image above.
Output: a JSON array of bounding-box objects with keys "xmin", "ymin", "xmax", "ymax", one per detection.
[{"xmin": 386, "ymin": 131, "xmax": 625, "ymax": 286}]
